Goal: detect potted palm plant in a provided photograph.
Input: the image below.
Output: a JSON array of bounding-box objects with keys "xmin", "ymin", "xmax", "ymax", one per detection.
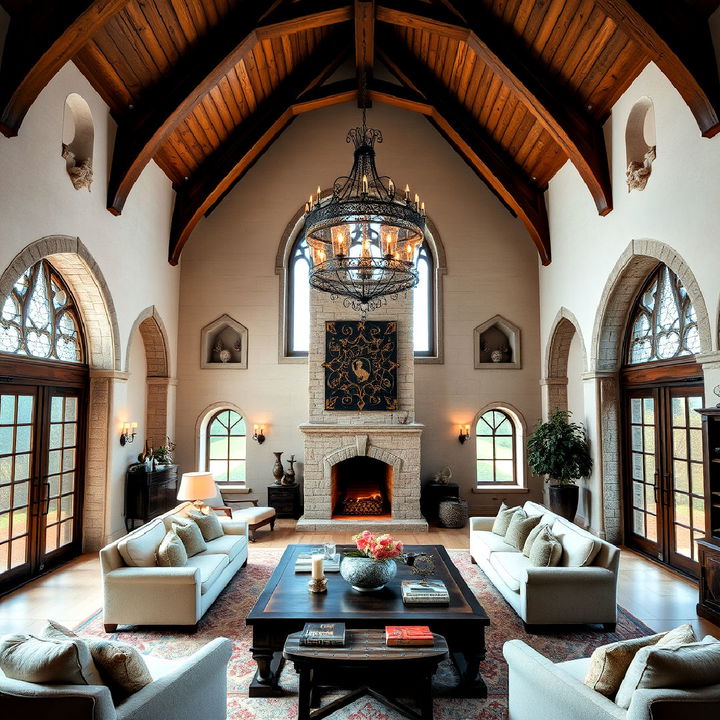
[{"xmin": 527, "ymin": 409, "xmax": 592, "ymax": 521}]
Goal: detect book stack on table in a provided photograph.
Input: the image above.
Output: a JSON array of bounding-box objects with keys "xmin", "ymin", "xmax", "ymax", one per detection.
[
  {"xmin": 401, "ymin": 579, "xmax": 450, "ymax": 606},
  {"xmin": 299, "ymin": 623, "xmax": 346, "ymax": 647},
  {"xmin": 294, "ymin": 553, "xmax": 341, "ymax": 573}
]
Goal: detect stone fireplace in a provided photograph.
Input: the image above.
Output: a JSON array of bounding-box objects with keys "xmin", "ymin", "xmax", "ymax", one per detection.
[{"xmin": 296, "ymin": 287, "xmax": 428, "ymax": 533}]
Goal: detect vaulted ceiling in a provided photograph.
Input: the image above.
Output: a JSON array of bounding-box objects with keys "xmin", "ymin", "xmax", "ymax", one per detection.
[{"xmin": 1, "ymin": 0, "xmax": 719, "ymax": 265}]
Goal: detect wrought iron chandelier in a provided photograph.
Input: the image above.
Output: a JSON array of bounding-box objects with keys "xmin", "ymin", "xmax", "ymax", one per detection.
[{"xmin": 303, "ymin": 112, "xmax": 426, "ymax": 315}]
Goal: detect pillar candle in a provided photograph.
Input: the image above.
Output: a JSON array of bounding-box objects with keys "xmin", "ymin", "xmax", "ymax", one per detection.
[{"xmin": 311, "ymin": 553, "xmax": 324, "ymax": 580}]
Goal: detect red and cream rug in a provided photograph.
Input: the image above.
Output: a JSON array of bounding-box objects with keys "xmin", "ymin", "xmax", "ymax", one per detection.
[{"xmin": 76, "ymin": 549, "xmax": 651, "ymax": 719}]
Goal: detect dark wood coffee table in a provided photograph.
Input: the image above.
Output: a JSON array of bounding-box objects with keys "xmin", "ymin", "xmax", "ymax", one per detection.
[{"xmin": 246, "ymin": 544, "xmax": 490, "ymax": 698}]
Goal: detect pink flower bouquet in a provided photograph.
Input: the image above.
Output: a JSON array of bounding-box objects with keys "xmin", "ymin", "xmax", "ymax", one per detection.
[{"xmin": 348, "ymin": 530, "xmax": 405, "ymax": 561}]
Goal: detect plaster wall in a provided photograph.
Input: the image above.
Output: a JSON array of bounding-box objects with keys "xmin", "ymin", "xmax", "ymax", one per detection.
[{"xmin": 175, "ymin": 101, "xmax": 543, "ymax": 512}]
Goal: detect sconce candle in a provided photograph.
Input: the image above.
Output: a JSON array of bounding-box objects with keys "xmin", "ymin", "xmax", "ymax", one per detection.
[
  {"xmin": 458, "ymin": 424, "xmax": 470, "ymax": 444},
  {"xmin": 120, "ymin": 422, "xmax": 137, "ymax": 446},
  {"xmin": 252, "ymin": 425, "xmax": 266, "ymax": 444}
]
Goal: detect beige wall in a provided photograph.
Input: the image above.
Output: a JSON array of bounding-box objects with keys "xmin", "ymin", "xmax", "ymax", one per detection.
[{"xmin": 174, "ymin": 101, "xmax": 543, "ymax": 512}]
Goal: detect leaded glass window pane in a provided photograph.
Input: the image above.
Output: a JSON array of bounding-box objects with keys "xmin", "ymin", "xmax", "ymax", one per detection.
[
  {"xmin": 206, "ymin": 409, "xmax": 246, "ymax": 485},
  {"xmin": 627, "ymin": 265, "xmax": 700, "ymax": 365},
  {"xmin": 476, "ymin": 409, "xmax": 517, "ymax": 485}
]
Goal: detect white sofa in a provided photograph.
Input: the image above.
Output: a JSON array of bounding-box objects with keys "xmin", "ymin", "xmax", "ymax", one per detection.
[
  {"xmin": 100, "ymin": 502, "xmax": 248, "ymax": 631},
  {"xmin": 503, "ymin": 638, "xmax": 720, "ymax": 720},
  {"xmin": 470, "ymin": 501, "xmax": 620, "ymax": 629},
  {"xmin": 0, "ymin": 636, "xmax": 232, "ymax": 720}
]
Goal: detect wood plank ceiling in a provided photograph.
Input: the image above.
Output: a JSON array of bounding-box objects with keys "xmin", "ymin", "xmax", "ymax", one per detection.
[{"xmin": 1, "ymin": 0, "xmax": 719, "ymax": 264}]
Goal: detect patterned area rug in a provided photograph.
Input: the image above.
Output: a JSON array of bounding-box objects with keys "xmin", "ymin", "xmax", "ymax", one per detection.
[{"xmin": 76, "ymin": 549, "xmax": 651, "ymax": 719}]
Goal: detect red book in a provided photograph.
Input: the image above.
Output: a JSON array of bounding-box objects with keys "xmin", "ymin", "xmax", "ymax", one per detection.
[{"xmin": 385, "ymin": 625, "xmax": 434, "ymax": 646}]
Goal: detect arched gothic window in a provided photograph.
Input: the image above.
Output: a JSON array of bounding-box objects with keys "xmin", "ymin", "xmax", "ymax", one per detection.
[
  {"xmin": 206, "ymin": 409, "xmax": 246, "ymax": 485},
  {"xmin": 626, "ymin": 264, "xmax": 700, "ymax": 365},
  {"xmin": 476, "ymin": 409, "xmax": 517, "ymax": 485},
  {"xmin": 0, "ymin": 261, "xmax": 84, "ymax": 363},
  {"xmin": 285, "ymin": 236, "xmax": 436, "ymax": 357}
]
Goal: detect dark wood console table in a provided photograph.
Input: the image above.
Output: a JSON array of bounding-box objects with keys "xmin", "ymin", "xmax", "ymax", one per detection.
[
  {"xmin": 124, "ymin": 463, "xmax": 178, "ymax": 531},
  {"xmin": 246, "ymin": 544, "xmax": 489, "ymax": 699}
]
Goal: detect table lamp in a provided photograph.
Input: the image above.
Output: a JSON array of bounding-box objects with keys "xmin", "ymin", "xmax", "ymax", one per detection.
[{"xmin": 177, "ymin": 471, "xmax": 216, "ymax": 508}]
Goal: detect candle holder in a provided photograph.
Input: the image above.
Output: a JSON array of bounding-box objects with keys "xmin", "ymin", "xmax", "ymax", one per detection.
[{"xmin": 308, "ymin": 576, "xmax": 327, "ymax": 593}]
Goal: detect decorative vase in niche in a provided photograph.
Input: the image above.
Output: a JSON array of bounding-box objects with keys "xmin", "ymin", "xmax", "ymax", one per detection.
[
  {"xmin": 218, "ymin": 348, "xmax": 231, "ymax": 363},
  {"xmin": 282, "ymin": 454, "xmax": 296, "ymax": 486},
  {"xmin": 340, "ymin": 556, "xmax": 397, "ymax": 592},
  {"xmin": 272, "ymin": 452, "xmax": 284, "ymax": 484},
  {"xmin": 490, "ymin": 349, "xmax": 505, "ymax": 363}
]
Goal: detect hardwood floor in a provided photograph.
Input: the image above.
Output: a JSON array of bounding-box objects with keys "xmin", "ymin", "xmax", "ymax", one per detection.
[{"xmin": 1, "ymin": 519, "xmax": 718, "ymax": 640}]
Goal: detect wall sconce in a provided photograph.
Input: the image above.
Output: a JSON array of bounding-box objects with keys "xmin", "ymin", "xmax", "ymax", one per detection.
[
  {"xmin": 252, "ymin": 425, "xmax": 266, "ymax": 444},
  {"xmin": 120, "ymin": 422, "xmax": 137, "ymax": 446},
  {"xmin": 458, "ymin": 424, "xmax": 470, "ymax": 444}
]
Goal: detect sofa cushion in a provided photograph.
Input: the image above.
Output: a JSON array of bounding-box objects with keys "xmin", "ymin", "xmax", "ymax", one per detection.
[
  {"xmin": 557, "ymin": 657, "xmax": 592, "ymax": 683},
  {"xmin": 522, "ymin": 522, "xmax": 550, "ymax": 557},
  {"xmin": 188, "ymin": 509, "xmax": 224, "ymax": 541},
  {"xmin": 232, "ymin": 506, "xmax": 276, "ymax": 524},
  {"xmin": 528, "ymin": 526, "xmax": 562, "ymax": 567},
  {"xmin": 203, "ymin": 533, "xmax": 246, "ymax": 561},
  {"xmin": 492, "ymin": 503, "xmax": 521, "ymax": 536},
  {"xmin": 185, "ymin": 554, "xmax": 229, "ymax": 594},
  {"xmin": 551, "ymin": 519, "xmax": 601, "ymax": 567},
  {"xmin": 472, "ymin": 530, "xmax": 516, "ymax": 560},
  {"xmin": 156, "ymin": 529, "xmax": 188, "ymax": 567},
  {"xmin": 583, "ymin": 624, "xmax": 697, "ymax": 697},
  {"xmin": 489, "ymin": 552, "xmax": 532, "ymax": 592},
  {"xmin": 161, "ymin": 502, "xmax": 194, "ymax": 531},
  {"xmin": 117, "ymin": 519, "xmax": 166, "ymax": 567},
  {"xmin": 615, "ymin": 636, "xmax": 720, "ymax": 709},
  {"xmin": 172, "ymin": 519, "xmax": 208, "ymax": 557},
  {"xmin": 505, "ymin": 509, "xmax": 542, "ymax": 551},
  {"xmin": 0, "ymin": 634, "xmax": 103, "ymax": 685}
]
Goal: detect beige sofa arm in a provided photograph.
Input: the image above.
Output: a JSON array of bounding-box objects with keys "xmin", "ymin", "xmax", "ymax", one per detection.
[
  {"xmin": 503, "ymin": 639, "xmax": 625, "ymax": 720},
  {"xmin": 469, "ymin": 516, "xmax": 495, "ymax": 531},
  {"xmin": 0, "ymin": 680, "xmax": 116, "ymax": 719},
  {"xmin": 218, "ymin": 518, "xmax": 248, "ymax": 536},
  {"xmin": 626, "ymin": 685, "xmax": 720, "ymax": 720},
  {"xmin": 105, "ymin": 567, "xmax": 199, "ymax": 584},
  {"xmin": 524, "ymin": 566, "xmax": 616, "ymax": 586}
]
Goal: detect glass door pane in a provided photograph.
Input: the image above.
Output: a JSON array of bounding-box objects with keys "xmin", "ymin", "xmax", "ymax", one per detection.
[{"xmin": 0, "ymin": 390, "xmax": 35, "ymax": 587}]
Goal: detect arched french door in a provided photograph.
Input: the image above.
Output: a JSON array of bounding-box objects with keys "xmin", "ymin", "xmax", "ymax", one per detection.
[
  {"xmin": 0, "ymin": 260, "xmax": 88, "ymax": 594},
  {"xmin": 622, "ymin": 263, "xmax": 704, "ymax": 577}
]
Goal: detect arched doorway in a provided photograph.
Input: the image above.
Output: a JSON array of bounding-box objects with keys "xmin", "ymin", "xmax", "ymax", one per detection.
[
  {"xmin": 621, "ymin": 263, "xmax": 704, "ymax": 577},
  {"xmin": 0, "ymin": 259, "xmax": 89, "ymax": 592}
]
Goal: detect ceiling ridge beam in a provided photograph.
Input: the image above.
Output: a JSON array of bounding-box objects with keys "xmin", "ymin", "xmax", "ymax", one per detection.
[
  {"xmin": 0, "ymin": 0, "xmax": 133, "ymax": 137},
  {"xmin": 168, "ymin": 35, "xmax": 350, "ymax": 265},
  {"xmin": 107, "ymin": 0, "xmax": 350, "ymax": 216},
  {"xmin": 595, "ymin": 0, "xmax": 720, "ymax": 137},
  {"xmin": 355, "ymin": 0, "xmax": 375, "ymax": 108},
  {"xmin": 379, "ymin": 0, "xmax": 612, "ymax": 217},
  {"xmin": 377, "ymin": 42, "xmax": 551, "ymax": 265}
]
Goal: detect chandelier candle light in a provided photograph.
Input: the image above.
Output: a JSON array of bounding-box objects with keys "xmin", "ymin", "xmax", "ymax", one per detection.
[{"xmin": 303, "ymin": 113, "xmax": 426, "ymax": 316}]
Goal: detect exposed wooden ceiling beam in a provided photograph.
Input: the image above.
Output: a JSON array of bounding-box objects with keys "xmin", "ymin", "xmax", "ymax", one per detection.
[
  {"xmin": 169, "ymin": 37, "xmax": 349, "ymax": 265},
  {"xmin": 107, "ymin": 0, "xmax": 350, "ymax": 216},
  {"xmin": 595, "ymin": 0, "xmax": 720, "ymax": 137},
  {"xmin": 378, "ymin": 43, "xmax": 551, "ymax": 265},
  {"xmin": 0, "ymin": 0, "xmax": 132, "ymax": 137},
  {"xmin": 379, "ymin": 0, "xmax": 611, "ymax": 217},
  {"xmin": 355, "ymin": 0, "xmax": 375, "ymax": 107}
]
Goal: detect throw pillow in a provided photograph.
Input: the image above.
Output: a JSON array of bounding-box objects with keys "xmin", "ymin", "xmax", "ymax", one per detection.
[
  {"xmin": 528, "ymin": 526, "xmax": 562, "ymax": 567},
  {"xmin": 43, "ymin": 620, "xmax": 152, "ymax": 699},
  {"xmin": 172, "ymin": 520, "xmax": 207, "ymax": 557},
  {"xmin": 551, "ymin": 519, "xmax": 602, "ymax": 567},
  {"xmin": 583, "ymin": 624, "xmax": 696, "ymax": 697},
  {"xmin": 116, "ymin": 520, "xmax": 166, "ymax": 567},
  {"xmin": 0, "ymin": 634, "xmax": 103, "ymax": 685},
  {"xmin": 491, "ymin": 503, "xmax": 521, "ymax": 536},
  {"xmin": 615, "ymin": 636, "xmax": 720, "ymax": 709},
  {"xmin": 188, "ymin": 509, "xmax": 224, "ymax": 541},
  {"xmin": 504, "ymin": 509, "xmax": 542, "ymax": 551},
  {"xmin": 156, "ymin": 529, "xmax": 188, "ymax": 567},
  {"xmin": 522, "ymin": 522, "xmax": 549, "ymax": 557}
]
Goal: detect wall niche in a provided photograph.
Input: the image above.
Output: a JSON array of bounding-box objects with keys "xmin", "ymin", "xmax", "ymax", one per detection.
[
  {"xmin": 625, "ymin": 96, "xmax": 656, "ymax": 192},
  {"xmin": 200, "ymin": 314, "xmax": 248, "ymax": 369},
  {"xmin": 474, "ymin": 315, "xmax": 521, "ymax": 369}
]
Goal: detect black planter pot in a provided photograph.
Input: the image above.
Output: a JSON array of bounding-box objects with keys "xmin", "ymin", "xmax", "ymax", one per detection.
[{"xmin": 548, "ymin": 483, "xmax": 579, "ymax": 521}]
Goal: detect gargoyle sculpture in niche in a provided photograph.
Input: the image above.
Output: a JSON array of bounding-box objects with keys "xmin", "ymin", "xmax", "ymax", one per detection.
[
  {"xmin": 626, "ymin": 146, "xmax": 656, "ymax": 192},
  {"xmin": 62, "ymin": 143, "xmax": 94, "ymax": 191}
]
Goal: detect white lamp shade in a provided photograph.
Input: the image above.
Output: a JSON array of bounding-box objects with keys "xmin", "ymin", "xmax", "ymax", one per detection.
[{"xmin": 177, "ymin": 472, "xmax": 217, "ymax": 502}]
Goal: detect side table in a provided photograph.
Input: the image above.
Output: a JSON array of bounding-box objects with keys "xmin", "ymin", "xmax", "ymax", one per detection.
[
  {"xmin": 283, "ymin": 628, "xmax": 449, "ymax": 720},
  {"xmin": 420, "ymin": 482, "xmax": 459, "ymax": 524},
  {"xmin": 267, "ymin": 483, "xmax": 301, "ymax": 519}
]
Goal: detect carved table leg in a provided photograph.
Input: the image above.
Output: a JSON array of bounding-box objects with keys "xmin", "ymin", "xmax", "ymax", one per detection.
[{"xmin": 248, "ymin": 646, "xmax": 285, "ymax": 697}]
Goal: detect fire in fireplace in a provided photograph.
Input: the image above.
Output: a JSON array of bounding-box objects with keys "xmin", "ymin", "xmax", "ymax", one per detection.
[{"xmin": 331, "ymin": 456, "xmax": 392, "ymax": 518}]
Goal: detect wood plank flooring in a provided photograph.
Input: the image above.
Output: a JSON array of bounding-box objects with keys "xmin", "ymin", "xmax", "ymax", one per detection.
[{"xmin": 1, "ymin": 519, "xmax": 718, "ymax": 640}]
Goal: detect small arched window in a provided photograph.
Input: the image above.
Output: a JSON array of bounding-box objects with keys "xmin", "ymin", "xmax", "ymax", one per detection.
[
  {"xmin": 476, "ymin": 409, "xmax": 517, "ymax": 485},
  {"xmin": 626, "ymin": 264, "xmax": 700, "ymax": 365},
  {"xmin": 206, "ymin": 409, "xmax": 246, "ymax": 485},
  {"xmin": 0, "ymin": 260, "xmax": 84, "ymax": 363}
]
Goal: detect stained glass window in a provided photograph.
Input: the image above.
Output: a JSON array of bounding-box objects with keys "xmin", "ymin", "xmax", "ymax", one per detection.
[
  {"xmin": 476, "ymin": 410, "xmax": 517, "ymax": 485},
  {"xmin": 206, "ymin": 410, "xmax": 246, "ymax": 485},
  {"xmin": 286, "ymin": 235, "xmax": 436, "ymax": 357},
  {"xmin": 0, "ymin": 261, "xmax": 83, "ymax": 363},
  {"xmin": 627, "ymin": 265, "xmax": 700, "ymax": 365}
]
